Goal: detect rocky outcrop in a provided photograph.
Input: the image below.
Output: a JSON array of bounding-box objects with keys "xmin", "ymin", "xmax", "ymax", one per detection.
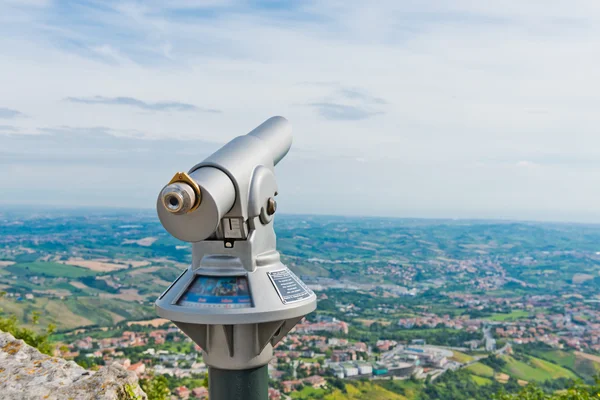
[{"xmin": 0, "ymin": 330, "xmax": 147, "ymax": 400}]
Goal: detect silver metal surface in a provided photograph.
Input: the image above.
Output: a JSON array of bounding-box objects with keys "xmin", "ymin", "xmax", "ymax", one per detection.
[
  {"xmin": 157, "ymin": 167, "xmax": 236, "ymax": 242},
  {"xmin": 155, "ymin": 116, "xmax": 317, "ymax": 372}
]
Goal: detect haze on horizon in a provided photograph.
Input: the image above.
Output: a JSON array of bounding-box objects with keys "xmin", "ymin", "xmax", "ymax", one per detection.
[{"xmin": 1, "ymin": 1, "xmax": 600, "ymax": 223}]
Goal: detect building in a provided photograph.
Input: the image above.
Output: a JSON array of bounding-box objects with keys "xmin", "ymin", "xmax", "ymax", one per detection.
[
  {"xmin": 127, "ymin": 362, "xmax": 146, "ymax": 376},
  {"xmin": 387, "ymin": 362, "xmax": 416, "ymax": 377},
  {"xmin": 331, "ymin": 350, "xmax": 356, "ymax": 362},
  {"xmin": 372, "ymin": 364, "xmax": 388, "ymax": 376},
  {"xmin": 174, "ymin": 386, "xmax": 191, "ymax": 399},
  {"xmin": 295, "ymin": 319, "xmax": 349, "ymax": 334},
  {"xmin": 341, "ymin": 363, "xmax": 359, "ymax": 377},
  {"xmin": 330, "ymin": 364, "xmax": 344, "ymax": 379},
  {"xmin": 268, "ymin": 388, "xmax": 281, "ymax": 400},
  {"xmin": 281, "ymin": 380, "xmax": 302, "ymax": 393},
  {"xmin": 191, "ymin": 387, "xmax": 208, "ymax": 399},
  {"xmin": 356, "ymin": 362, "xmax": 372, "ymax": 375},
  {"xmin": 303, "ymin": 375, "xmax": 326, "ymax": 389}
]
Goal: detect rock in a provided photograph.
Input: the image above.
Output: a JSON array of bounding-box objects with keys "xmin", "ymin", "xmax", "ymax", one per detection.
[{"xmin": 0, "ymin": 330, "xmax": 147, "ymax": 400}]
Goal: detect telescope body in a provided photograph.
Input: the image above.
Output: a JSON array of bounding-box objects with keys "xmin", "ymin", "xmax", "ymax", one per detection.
[
  {"xmin": 155, "ymin": 117, "xmax": 316, "ymax": 376},
  {"xmin": 157, "ymin": 116, "xmax": 292, "ymax": 243}
]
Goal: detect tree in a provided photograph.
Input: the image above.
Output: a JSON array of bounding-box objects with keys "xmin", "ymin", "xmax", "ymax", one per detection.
[
  {"xmin": 0, "ymin": 314, "xmax": 55, "ymax": 356},
  {"xmin": 139, "ymin": 375, "xmax": 170, "ymax": 400},
  {"xmin": 494, "ymin": 380, "xmax": 600, "ymax": 400}
]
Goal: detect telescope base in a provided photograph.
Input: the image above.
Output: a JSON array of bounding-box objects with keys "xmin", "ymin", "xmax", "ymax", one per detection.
[{"xmin": 209, "ymin": 365, "xmax": 268, "ymax": 400}]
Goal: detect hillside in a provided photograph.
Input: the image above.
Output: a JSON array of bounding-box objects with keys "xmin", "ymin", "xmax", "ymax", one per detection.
[{"xmin": 3, "ymin": 210, "xmax": 600, "ymax": 399}]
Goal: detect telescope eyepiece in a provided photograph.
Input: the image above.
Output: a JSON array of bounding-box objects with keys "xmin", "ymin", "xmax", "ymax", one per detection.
[{"xmin": 161, "ymin": 182, "xmax": 197, "ymax": 215}]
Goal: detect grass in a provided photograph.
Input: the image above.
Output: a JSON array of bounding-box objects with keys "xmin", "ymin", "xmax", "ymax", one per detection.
[
  {"xmin": 324, "ymin": 382, "xmax": 407, "ymax": 400},
  {"xmin": 488, "ymin": 310, "xmax": 530, "ymax": 322},
  {"xmin": 450, "ymin": 350, "xmax": 475, "ymax": 364},
  {"xmin": 529, "ymin": 350, "xmax": 577, "ymax": 370},
  {"xmin": 377, "ymin": 379, "xmax": 421, "ymax": 399},
  {"xmin": 500, "ymin": 355, "xmax": 578, "ymax": 382},
  {"xmin": 290, "ymin": 386, "xmax": 327, "ymax": 399},
  {"xmin": 0, "ymin": 297, "xmax": 94, "ymax": 331},
  {"xmin": 300, "ymin": 357, "xmax": 321, "ymax": 363},
  {"xmin": 6, "ymin": 262, "xmax": 97, "ymax": 278},
  {"xmin": 527, "ymin": 348, "xmax": 600, "ymax": 380},
  {"xmin": 1, "ymin": 296, "xmax": 154, "ymax": 331},
  {"xmin": 466, "ymin": 362, "xmax": 495, "ymax": 378},
  {"xmin": 471, "ymin": 375, "xmax": 493, "ymax": 386}
]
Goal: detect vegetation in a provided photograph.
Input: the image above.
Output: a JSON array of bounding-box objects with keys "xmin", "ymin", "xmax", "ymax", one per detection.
[
  {"xmin": 324, "ymin": 381, "xmax": 406, "ymax": 400},
  {"xmin": 495, "ymin": 380, "xmax": 600, "ymax": 399},
  {"xmin": 499, "ymin": 355, "xmax": 577, "ymax": 382},
  {"xmin": 6, "ymin": 262, "xmax": 97, "ymax": 278},
  {"xmin": 0, "ymin": 294, "xmax": 55, "ymax": 355},
  {"xmin": 139, "ymin": 375, "xmax": 170, "ymax": 400},
  {"xmin": 466, "ymin": 362, "xmax": 495, "ymax": 378}
]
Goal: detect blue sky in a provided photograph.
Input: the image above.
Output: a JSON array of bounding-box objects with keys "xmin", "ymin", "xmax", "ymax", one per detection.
[{"xmin": 1, "ymin": 0, "xmax": 600, "ymax": 222}]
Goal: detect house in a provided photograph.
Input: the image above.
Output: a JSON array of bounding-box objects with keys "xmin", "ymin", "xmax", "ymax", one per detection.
[
  {"xmin": 175, "ymin": 386, "xmax": 191, "ymax": 399},
  {"xmin": 191, "ymin": 387, "xmax": 208, "ymax": 399},
  {"xmin": 268, "ymin": 388, "xmax": 281, "ymax": 400},
  {"xmin": 303, "ymin": 375, "xmax": 326, "ymax": 389},
  {"xmin": 302, "ymin": 350, "xmax": 315, "ymax": 358},
  {"xmin": 281, "ymin": 380, "xmax": 302, "ymax": 393},
  {"xmin": 127, "ymin": 362, "xmax": 145, "ymax": 376}
]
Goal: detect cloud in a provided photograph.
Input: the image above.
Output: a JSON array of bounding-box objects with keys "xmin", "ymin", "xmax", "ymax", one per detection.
[
  {"xmin": 338, "ymin": 88, "xmax": 388, "ymax": 105},
  {"xmin": 0, "ymin": 108, "xmax": 24, "ymax": 119},
  {"xmin": 64, "ymin": 96, "xmax": 221, "ymax": 113},
  {"xmin": 0, "ymin": 125, "xmax": 19, "ymax": 133},
  {"xmin": 515, "ymin": 160, "xmax": 539, "ymax": 168},
  {"xmin": 2, "ymin": 1, "xmax": 600, "ymax": 220},
  {"xmin": 0, "ymin": 125, "xmax": 221, "ymax": 174},
  {"xmin": 302, "ymin": 84, "xmax": 388, "ymax": 120},
  {"xmin": 308, "ymin": 103, "xmax": 383, "ymax": 121}
]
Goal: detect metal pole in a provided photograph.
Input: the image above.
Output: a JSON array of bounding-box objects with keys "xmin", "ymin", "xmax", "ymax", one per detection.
[{"xmin": 208, "ymin": 365, "xmax": 268, "ymax": 400}]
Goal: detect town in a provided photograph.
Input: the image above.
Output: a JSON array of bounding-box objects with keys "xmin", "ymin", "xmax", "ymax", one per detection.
[{"xmin": 2, "ymin": 211, "xmax": 600, "ymax": 399}]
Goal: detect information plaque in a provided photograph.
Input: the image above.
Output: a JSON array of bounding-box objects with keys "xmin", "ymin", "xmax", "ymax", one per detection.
[
  {"xmin": 178, "ymin": 275, "xmax": 253, "ymax": 309},
  {"xmin": 267, "ymin": 269, "xmax": 313, "ymax": 304}
]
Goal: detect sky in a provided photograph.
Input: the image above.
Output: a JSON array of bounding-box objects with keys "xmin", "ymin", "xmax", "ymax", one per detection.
[{"xmin": 1, "ymin": 0, "xmax": 600, "ymax": 222}]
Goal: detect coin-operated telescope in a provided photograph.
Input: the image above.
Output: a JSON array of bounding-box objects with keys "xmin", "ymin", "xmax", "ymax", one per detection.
[{"xmin": 155, "ymin": 117, "xmax": 317, "ymax": 400}]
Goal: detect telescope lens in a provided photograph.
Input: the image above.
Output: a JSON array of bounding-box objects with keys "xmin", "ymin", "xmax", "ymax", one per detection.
[
  {"xmin": 167, "ymin": 194, "xmax": 182, "ymax": 211},
  {"xmin": 161, "ymin": 182, "xmax": 196, "ymax": 215}
]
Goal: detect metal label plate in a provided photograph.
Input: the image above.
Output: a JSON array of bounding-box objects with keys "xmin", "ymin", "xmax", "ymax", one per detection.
[{"xmin": 268, "ymin": 269, "xmax": 313, "ymax": 304}]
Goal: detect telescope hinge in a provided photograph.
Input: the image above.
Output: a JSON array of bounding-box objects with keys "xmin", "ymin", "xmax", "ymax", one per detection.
[{"xmin": 222, "ymin": 217, "xmax": 248, "ymax": 240}]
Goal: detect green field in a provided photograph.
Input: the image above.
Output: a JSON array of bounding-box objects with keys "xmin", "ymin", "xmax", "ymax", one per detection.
[
  {"xmin": 451, "ymin": 351, "xmax": 475, "ymax": 364},
  {"xmin": 0, "ymin": 296, "xmax": 154, "ymax": 331},
  {"xmin": 488, "ymin": 310, "xmax": 530, "ymax": 322},
  {"xmin": 6, "ymin": 262, "xmax": 97, "ymax": 278},
  {"xmin": 325, "ymin": 381, "xmax": 407, "ymax": 400},
  {"xmin": 526, "ymin": 348, "xmax": 600, "ymax": 381},
  {"xmin": 291, "ymin": 386, "xmax": 328, "ymax": 399},
  {"xmin": 471, "ymin": 375, "xmax": 493, "ymax": 386},
  {"xmin": 500, "ymin": 355, "xmax": 577, "ymax": 381},
  {"xmin": 465, "ymin": 362, "xmax": 495, "ymax": 378}
]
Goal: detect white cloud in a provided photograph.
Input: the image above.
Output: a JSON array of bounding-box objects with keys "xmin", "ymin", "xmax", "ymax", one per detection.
[
  {"xmin": 515, "ymin": 161, "xmax": 539, "ymax": 168},
  {"xmin": 1, "ymin": 0, "xmax": 600, "ymax": 221}
]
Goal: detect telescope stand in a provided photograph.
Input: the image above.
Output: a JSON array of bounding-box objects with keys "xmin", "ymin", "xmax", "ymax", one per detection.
[
  {"xmin": 209, "ymin": 365, "xmax": 268, "ymax": 400},
  {"xmin": 154, "ymin": 117, "xmax": 316, "ymax": 400}
]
